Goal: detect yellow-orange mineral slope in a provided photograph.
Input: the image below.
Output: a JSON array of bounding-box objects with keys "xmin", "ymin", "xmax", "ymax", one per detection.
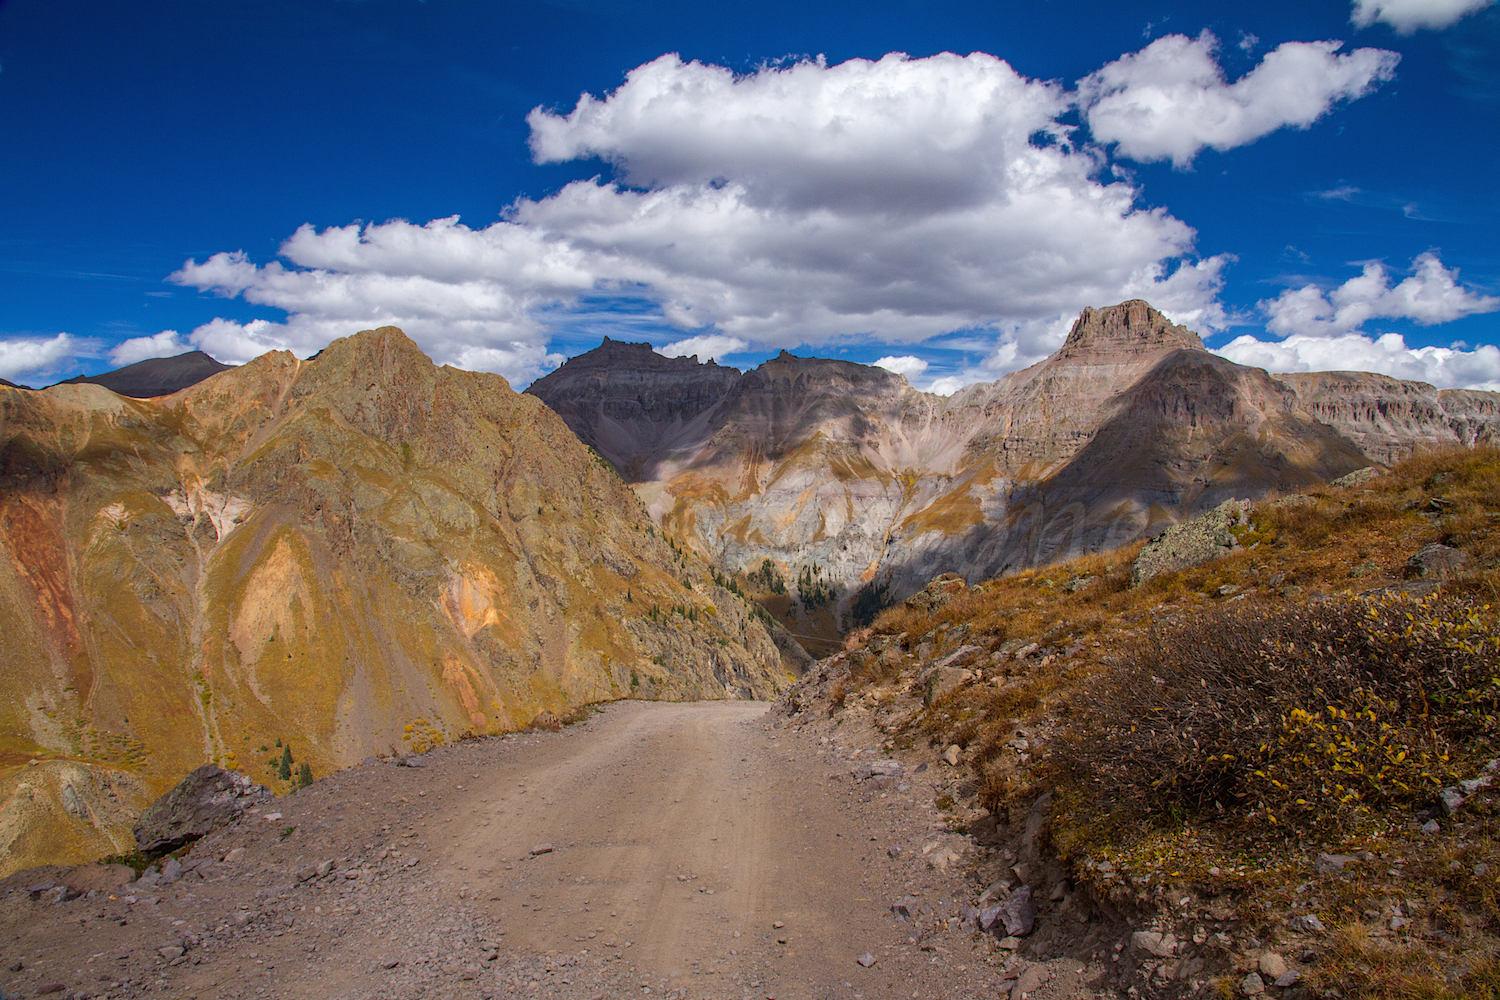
[{"xmin": 0, "ymin": 327, "xmax": 794, "ymax": 875}]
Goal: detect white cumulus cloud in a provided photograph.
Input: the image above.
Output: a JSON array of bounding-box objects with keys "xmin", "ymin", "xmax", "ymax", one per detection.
[
  {"xmin": 1263, "ymin": 252, "xmax": 1500, "ymax": 338},
  {"xmin": 0, "ymin": 333, "xmax": 81, "ymax": 386},
  {"xmin": 1351, "ymin": 0, "xmax": 1494, "ymax": 33},
  {"xmin": 872, "ymin": 355, "xmax": 929, "ymax": 378},
  {"xmin": 521, "ymin": 51, "xmax": 1230, "ymax": 345},
  {"xmin": 1080, "ymin": 33, "xmax": 1399, "ymax": 167},
  {"xmin": 656, "ymin": 334, "xmax": 748, "ymax": 362},
  {"xmin": 1216, "ymin": 253, "xmax": 1500, "ymax": 389},
  {"xmin": 1218, "ymin": 332, "xmax": 1500, "ymax": 390},
  {"xmin": 165, "ymin": 43, "xmax": 1411, "ymax": 382},
  {"xmin": 169, "ymin": 217, "xmax": 593, "ymax": 383},
  {"xmin": 109, "ymin": 330, "xmax": 191, "ymax": 367}
]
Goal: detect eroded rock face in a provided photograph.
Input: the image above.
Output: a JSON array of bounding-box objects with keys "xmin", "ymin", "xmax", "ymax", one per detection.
[
  {"xmin": 529, "ymin": 300, "xmax": 1497, "ymax": 622},
  {"xmin": 133, "ymin": 765, "xmax": 270, "ymax": 856},
  {"xmin": 0, "ymin": 326, "xmax": 795, "ymax": 875}
]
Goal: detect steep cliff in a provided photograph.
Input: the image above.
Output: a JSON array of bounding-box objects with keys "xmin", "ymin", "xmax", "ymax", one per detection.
[
  {"xmin": 0, "ymin": 328, "xmax": 793, "ymax": 875},
  {"xmin": 527, "ymin": 301, "xmax": 1500, "ymax": 628},
  {"xmin": 1275, "ymin": 371, "xmax": 1500, "ymax": 466}
]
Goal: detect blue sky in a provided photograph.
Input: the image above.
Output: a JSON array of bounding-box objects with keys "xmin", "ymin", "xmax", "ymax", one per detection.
[{"xmin": 1, "ymin": 0, "xmax": 1497, "ymax": 392}]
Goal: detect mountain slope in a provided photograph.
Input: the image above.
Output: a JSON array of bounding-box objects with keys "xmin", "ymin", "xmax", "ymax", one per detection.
[
  {"xmin": 57, "ymin": 350, "xmax": 232, "ymax": 398},
  {"xmin": 0, "ymin": 327, "xmax": 793, "ymax": 875},
  {"xmin": 527, "ymin": 301, "xmax": 1500, "ymax": 628}
]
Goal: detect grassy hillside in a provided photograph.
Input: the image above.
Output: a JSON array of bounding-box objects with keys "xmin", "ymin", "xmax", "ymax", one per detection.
[{"xmin": 786, "ymin": 446, "xmax": 1500, "ymax": 998}]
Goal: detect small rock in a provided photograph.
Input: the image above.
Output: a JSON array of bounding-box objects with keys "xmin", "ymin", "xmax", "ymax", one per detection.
[
  {"xmin": 1014, "ymin": 964, "xmax": 1048, "ymax": 994},
  {"xmin": 941, "ymin": 745, "xmax": 961, "ymax": 766},
  {"xmin": 997, "ymin": 936, "xmax": 1021, "ymax": 950},
  {"xmin": 1422, "ymin": 819, "xmax": 1441, "ymax": 835},
  {"xmin": 1259, "ymin": 952, "xmax": 1288, "ymax": 978},
  {"xmin": 231, "ymin": 912, "xmax": 253, "ymax": 928},
  {"xmin": 1438, "ymin": 787, "xmax": 1465, "ymax": 816},
  {"xmin": 222, "ymin": 847, "xmax": 245, "ymax": 863},
  {"xmin": 1459, "ymin": 774, "xmax": 1493, "ymax": 796},
  {"xmin": 159, "ymin": 857, "xmax": 183, "ymax": 882},
  {"xmin": 381, "ymin": 958, "xmax": 400, "ymax": 969},
  {"xmin": 1240, "ymin": 971, "xmax": 1266, "ymax": 996},
  {"xmin": 886, "ymin": 845, "xmax": 902, "ymax": 859},
  {"xmin": 1132, "ymin": 930, "xmax": 1174, "ymax": 959},
  {"xmin": 316, "ymin": 859, "xmax": 335, "ymax": 878},
  {"xmin": 1274, "ymin": 971, "xmax": 1301, "ymax": 988},
  {"xmin": 1289, "ymin": 914, "xmax": 1325, "ymax": 934},
  {"xmin": 856, "ymin": 952, "xmax": 877, "ymax": 968},
  {"xmin": 402, "ymin": 756, "xmax": 428, "ymax": 767},
  {"xmin": 890, "ymin": 896, "xmax": 918, "ymax": 921},
  {"xmin": 1315, "ymin": 853, "xmax": 1354, "ymax": 874},
  {"xmin": 158, "ymin": 946, "xmax": 184, "ymax": 960},
  {"xmin": 997, "ymin": 885, "xmax": 1036, "ymax": 937},
  {"xmin": 262, "ymin": 811, "xmax": 283, "ymax": 823},
  {"xmin": 530, "ymin": 843, "xmax": 553, "ymax": 856}
]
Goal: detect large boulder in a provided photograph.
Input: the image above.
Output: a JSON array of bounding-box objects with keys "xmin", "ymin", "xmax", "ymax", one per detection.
[
  {"xmin": 133, "ymin": 765, "xmax": 270, "ymax": 856},
  {"xmin": 1131, "ymin": 499, "xmax": 1251, "ymax": 587},
  {"xmin": 1405, "ymin": 543, "xmax": 1470, "ymax": 580},
  {"xmin": 904, "ymin": 573, "xmax": 968, "ymax": 613}
]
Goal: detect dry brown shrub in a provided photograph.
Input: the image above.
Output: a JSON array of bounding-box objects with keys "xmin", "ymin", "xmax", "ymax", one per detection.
[{"xmin": 1052, "ymin": 593, "xmax": 1500, "ymax": 843}]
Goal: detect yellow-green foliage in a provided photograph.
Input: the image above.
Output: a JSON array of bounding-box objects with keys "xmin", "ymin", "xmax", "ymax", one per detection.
[{"xmin": 1054, "ymin": 594, "xmax": 1500, "ymax": 843}]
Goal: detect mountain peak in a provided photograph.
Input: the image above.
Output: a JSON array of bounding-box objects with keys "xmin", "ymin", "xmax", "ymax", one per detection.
[
  {"xmin": 56, "ymin": 350, "xmax": 232, "ymax": 398},
  {"xmin": 1057, "ymin": 300, "xmax": 1204, "ymax": 360}
]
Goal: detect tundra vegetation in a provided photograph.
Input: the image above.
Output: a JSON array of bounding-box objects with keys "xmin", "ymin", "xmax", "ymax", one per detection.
[{"xmin": 826, "ymin": 445, "xmax": 1500, "ymax": 998}]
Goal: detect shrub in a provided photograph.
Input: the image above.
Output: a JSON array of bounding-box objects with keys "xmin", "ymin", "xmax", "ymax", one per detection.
[{"xmin": 1053, "ymin": 594, "xmax": 1500, "ymax": 845}]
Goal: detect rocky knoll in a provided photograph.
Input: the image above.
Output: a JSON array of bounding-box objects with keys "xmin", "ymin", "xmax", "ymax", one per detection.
[
  {"xmin": 528, "ymin": 300, "xmax": 1500, "ymax": 623},
  {"xmin": 0, "ymin": 327, "xmax": 793, "ymax": 876}
]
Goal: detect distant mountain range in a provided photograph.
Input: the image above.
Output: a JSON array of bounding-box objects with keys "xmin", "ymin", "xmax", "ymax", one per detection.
[
  {"xmin": 527, "ymin": 300, "xmax": 1500, "ymax": 625},
  {"xmin": 0, "ymin": 329, "xmax": 794, "ymax": 876},
  {"xmin": 57, "ymin": 351, "xmax": 233, "ymax": 398}
]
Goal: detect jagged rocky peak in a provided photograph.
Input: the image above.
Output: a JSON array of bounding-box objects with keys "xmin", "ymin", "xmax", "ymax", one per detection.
[
  {"xmin": 1056, "ymin": 299, "xmax": 1204, "ymax": 360},
  {"xmin": 563, "ymin": 337, "xmax": 726, "ymax": 371}
]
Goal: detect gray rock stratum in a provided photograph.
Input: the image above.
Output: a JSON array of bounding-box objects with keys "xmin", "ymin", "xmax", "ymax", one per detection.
[{"xmin": 527, "ymin": 300, "xmax": 1500, "ymax": 622}]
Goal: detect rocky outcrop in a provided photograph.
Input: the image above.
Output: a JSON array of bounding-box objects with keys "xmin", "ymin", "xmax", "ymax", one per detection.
[
  {"xmin": 0, "ymin": 327, "xmax": 794, "ymax": 875},
  {"xmin": 133, "ymin": 765, "xmax": 270, "ymax": 856},
  {"xmin": 531, "ymin": 300, "xmax": 1496, "ymax": 625},
  {"xmin": 1130, "ymin": 499, "xmax": 1251, "ymax": 587}
]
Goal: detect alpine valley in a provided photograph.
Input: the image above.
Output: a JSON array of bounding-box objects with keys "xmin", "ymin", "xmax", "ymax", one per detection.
[
  {"xmin": 1, "ymin": 299, "xmax": 1497, "ymax": 877},
  {"xmin": 527, "ymin": 300, "xmax": 1500, "ymax": 642}
]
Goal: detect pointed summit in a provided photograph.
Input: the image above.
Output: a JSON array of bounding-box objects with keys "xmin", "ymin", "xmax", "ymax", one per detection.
[{"xmin": 1057, "ymin": 300, "xmax": 1204, "ymax": 361}]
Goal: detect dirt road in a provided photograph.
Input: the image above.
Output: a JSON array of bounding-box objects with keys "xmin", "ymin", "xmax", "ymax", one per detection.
[{"xmin": 0, "ymin": 701, "xmax": 1109, "ymax": 999}]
